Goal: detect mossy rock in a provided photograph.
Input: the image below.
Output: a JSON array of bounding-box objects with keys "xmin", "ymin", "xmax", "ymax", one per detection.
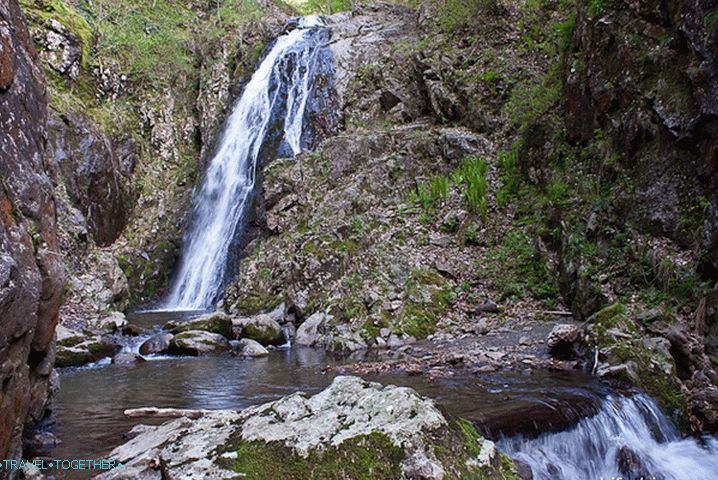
[
  {"xmin": 169, "ymin": 312, "xmax": 233, "ymax": 339},
  {"xmin": 55, "ymin": 346, "xmax": 93, "ymax": 368},
  {"xmin": 588, "ymin": 303, "xmax": 688, "ymax": 427},
  {"xmin": 168, "ymin": 330, "xmax": 231, "ymax": 356},
  {"xmin": 241, "ymin": 315, "xmax": 284, "ymax": 346},
  {"xmin": 218, "ymin": 432, "xmax": 404, "ymax": 479}
]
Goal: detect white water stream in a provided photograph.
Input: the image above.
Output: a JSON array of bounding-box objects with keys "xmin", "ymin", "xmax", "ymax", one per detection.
[{"xmin": 165, "ymin": 16, "xmax": 327, "ymax": 310}]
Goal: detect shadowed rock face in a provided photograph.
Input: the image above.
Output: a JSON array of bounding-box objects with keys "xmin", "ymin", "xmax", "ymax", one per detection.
[
  {"xmin": 0, "ymin": 0, "xmax": 64, "ymax": 463},
  {"xmin": 47, "ymin": 112, "xmax": 135, "ymax": 246},
  {"xmin": 564, "ymin": 0, "xmax": 718, "ymax": 265}
]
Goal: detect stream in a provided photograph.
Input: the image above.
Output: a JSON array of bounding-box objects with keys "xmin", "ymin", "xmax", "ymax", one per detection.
[{"xmin": 46, "ymin": 314, "xmax": 718, "ymax": 480}]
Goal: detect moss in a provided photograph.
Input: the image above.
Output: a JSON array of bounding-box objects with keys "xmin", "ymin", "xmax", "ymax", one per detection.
[
  {"xmin": 236, "ymin": 291, "xmax": 284, "ymax": 316},
  {"xmin": 218, "ymin": 432, "xmax": 404, "ymax": 479},
  {"xmin": 395, "ymin": 268, "xmax": 453, "ymax": 339},
  {"xmin": 20, "ymin": 0, "xmax": 94, "ymax": 67},
  {"xmin": 171, "ymin": 315, "xmax": 233, "ymax": 339},
  {"xmin": 588, "ymin": 304, "xmax": 688, "ymax": 426},
  {"xmin": 55, "ymin": 348, "xmax": 92, "ymax": 368}
]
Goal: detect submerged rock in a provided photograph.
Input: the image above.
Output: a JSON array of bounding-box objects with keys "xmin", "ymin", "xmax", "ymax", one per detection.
[
  {"xmin": 168, "ymin": 331, "xmax": 230, "ymax": 356},
  {"xmin": 95, "ymin": 376, "xmax": 520, "ymax": 480},
  {"xmin": 233, "ymin": 338, "xmax": 269, "ymax": 357}
]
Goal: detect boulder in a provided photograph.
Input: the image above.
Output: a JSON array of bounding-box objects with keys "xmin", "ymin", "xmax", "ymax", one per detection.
[
  {"xmin": 233, "ymin": 339, "xmax": 269, "ymax": 357},
  {"xmin": 139, "ymin": 333, "xmax": 174, "ymax": 355},
  {"xmin": 56, "ymin": 337, "xmax": 122, "ymax": 368},
  {"xmin": 100, "ymin": 311, "xmax": 128, "ymax": 332},
  {"xmin": 547, "ymin": 324, "xmax": 581, "ymax": 359},
  {"xmin": 95, "ymin": 376, "xmax": 521, "ymax": 480},
  {"xmin": 169, "ymin": 312, "xmax": 233, "ymax": 339},
  {"xmin": 112, "ymin": 353, "xmax": 146, "ymax": 365},
  {"xmin": 294, "ymin": 312, "xmax": 329, "ymax": 347},
  {"xmin": 0, "ymin": 0, "xmax": 66, "ymax": 460},
  {"xmin": 168, "ymin": 331, "xmax": 230, "ymax": 356},
  {"xmin": 240, "ymin": 314, "xmax": 285, "ymax": 346}
]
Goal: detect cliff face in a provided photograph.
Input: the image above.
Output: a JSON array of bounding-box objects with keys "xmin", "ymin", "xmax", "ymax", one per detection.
[
  {"xmin": 0, "ymin": 0, "xmax": 64, "ymax": 462},
  {"xmin": 564, "ymin": 0, "xmax": 718, "ymax": 268}
]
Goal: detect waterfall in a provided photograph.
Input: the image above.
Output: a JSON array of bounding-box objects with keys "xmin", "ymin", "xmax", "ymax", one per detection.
[
  {"xmin": 500, "ymin": 393, "xmax": 718, "ymax": 480},
  {"xmin": 164, "ymin": 16, "xmax": 330, "ymax": 311}
]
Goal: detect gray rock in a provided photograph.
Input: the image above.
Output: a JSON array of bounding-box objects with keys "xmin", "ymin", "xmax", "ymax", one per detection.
[
  {"xmin": 169, "ymin": 312, "xmax": 233, "ymax": 339},
  {"xmin": 112, "ymin": 353, "xmax": 145, "ymax": 365},
  {"xmin": 547, "ymin": 324, "xmax": 581, "ymax": 357},
  {"xmin": 100, "ymin": 311, "xmax": 128, "ymax": 332},
  {"xmin": 95, "ymin": 376, "xmax": 518, "ymax": 480},
  {"xmin": 234, "ymin": 338, "xmax": 269, "ymax": 357},
  {"xmin": 240, "ymin": 314, "xmax": 285, "ymax": 345},
  {"xmin": 294, "ymin": 312, "xmax": 329, "ymax": 347},
  {"xmin": 168, "ymin": 331, "xmax": 230, "ymax": 356},
  {"xmin": 139, "ymin": 333, "xmax": 174, "ymax": 355}
]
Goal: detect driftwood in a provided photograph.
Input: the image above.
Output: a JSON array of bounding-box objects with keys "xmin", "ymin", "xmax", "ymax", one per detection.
[
  {"xmin": 540, "ymin": 310, "xmax": 574, "ymax": 317},
  {"xmin": 123, "ymin": 407, "xmax": 214, "ymax": 419}
]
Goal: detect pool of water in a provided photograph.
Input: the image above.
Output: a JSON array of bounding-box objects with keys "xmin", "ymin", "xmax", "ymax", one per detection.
[{"xmin": 44, "ymin": 312, "xmax": 612, "ymax": 479}]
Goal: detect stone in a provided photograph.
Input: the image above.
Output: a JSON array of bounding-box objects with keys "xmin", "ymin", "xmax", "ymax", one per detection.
[
  {"xmin": 169, "ymin": 312, "xmax": 233, "ymax": 339},
  {"xmin": 56, "ymin": 337, "xmax": 121, "ymax": 368},
  {"xmin": 112, "ymin": 353, "xmax": 146, "ymax": 365},
  {"xmin": 0, "ymin": 0, "xmax": 65, "ymax": 461},
  {"xmin": 240, "ymin": 314, "xmax": 285, "ymax": 345},
  {"xmin": 401, "ymin": 450, "xmax": 446, "ymax": 479},
  {"xmin": 547, "ymin": 324, "xmax": 581, "ymax": 358},
  {"xmin": 294, "ymin": 312, "xmax": 329, "ymax": 347},
  {"xmin": 139, "ymin": 333, "xmax": 174, "ymax": 355},
  {"xmin": 100, "ymin": 311, "xmax": 128, "ymax": 332},
  {"xmin": 168, "ymin": 331, "xmax": 231, "ymax": 356},
  {"xmin": 233, "ymin": 338, "xmax": 269, "ymax": 357},
  {"xmin": 95, "ymin": 376, "xmax": 519, "ymax": 480},
  {"xmin": 475, "ymin": 318, "xmax": 491, "ymax": 335}
]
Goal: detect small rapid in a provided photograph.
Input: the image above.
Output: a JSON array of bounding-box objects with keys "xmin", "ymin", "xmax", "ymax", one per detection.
[
  {"xmin": 164, "ymin": 16, "xmax": 331, "ymax": 310},
  {"xmin": 500, "ymin": 393, "xmax": 718, "ymax": 480}
]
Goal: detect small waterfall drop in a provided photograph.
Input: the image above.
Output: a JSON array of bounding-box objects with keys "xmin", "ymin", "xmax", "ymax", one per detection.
[
  {"xmin": 500, "ymin": 393, "xmax": 718, "ymax": 480},
  {"xmin": 164, "ymin": 17, "xmax": 330, "ymax": 310}
]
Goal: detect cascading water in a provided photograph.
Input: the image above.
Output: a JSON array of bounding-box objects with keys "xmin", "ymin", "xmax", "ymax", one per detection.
[
  {"xmin": 500, "ymin": 393, "xmax": 718, "ymax": 480},
  {"xmin": 164, "ymin": 17, "xmax": 331, "ymax": 310}
]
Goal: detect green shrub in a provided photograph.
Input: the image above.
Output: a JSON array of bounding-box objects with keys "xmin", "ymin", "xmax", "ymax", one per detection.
[
  {"xmin": 438, "ymin": 0, "xmax": 501, "ymax": 33},
  {"xmin": 455, "ymin": 157, "xmax": 489, "ymax": 218},
  {"xmin": 429, "ymin": 175, "xmax": 450, "ymax": 206}
]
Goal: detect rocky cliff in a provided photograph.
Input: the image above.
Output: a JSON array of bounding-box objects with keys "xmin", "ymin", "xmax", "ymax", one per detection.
[{"xmin": 0, "ymin": 0, "xmax": 64, "ymax": 463}]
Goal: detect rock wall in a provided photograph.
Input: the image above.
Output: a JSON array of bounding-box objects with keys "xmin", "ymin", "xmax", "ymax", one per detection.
[
  {"xmin": 0, "ymin": 0, "xmax": 64, "ymax": 463},
  {"xmin": 564, "ymin": 0, "xmax": 718, "ymax": 269}
]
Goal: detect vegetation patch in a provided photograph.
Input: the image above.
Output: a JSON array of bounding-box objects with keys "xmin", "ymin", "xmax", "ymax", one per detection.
[{"xmin": 218, "ymin": 432, "xmax": 404, "ymax": 479}]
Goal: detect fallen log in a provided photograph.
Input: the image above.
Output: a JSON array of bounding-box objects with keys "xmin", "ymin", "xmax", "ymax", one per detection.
[{"xmin": 123, "ymin": 407, "xmax": 214, "ymax": 419}]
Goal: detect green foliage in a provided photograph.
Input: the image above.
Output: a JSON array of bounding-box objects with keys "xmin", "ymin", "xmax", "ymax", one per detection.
[
  {"xmin": 437, "ymin": 0, "xmax": 501, "ymax": 33},
  {"xmin": 295, "ymin": 0, "xmax": 353, "ymax": 15},
  {"xmin": 496, "ymin": 144, "xmax": 520, "ymax": 206},
  {"xmin": 455, "ymin": 157, "xmax": 489, "ymax": 218},
  {"xmin": 587, "ymin": 0, "xmax": 609, "ymax": 17},
  {"xmin": 220, "ymin": 433, "xmax": 404, "ymax": 479},
  {"xmin": 706, "ymin": 9, "xmax": 718, "ymax": 29},
  {"xmin": 480, "ymin": 228, "xmax": 557, "ymax": 305},
  {"xmin": 429, "ymin": 175, "xmax": 450, "ymax": 206},
  {"xmin": 20, "ymin": 0, "xmax": 94, "ymax": 66}
]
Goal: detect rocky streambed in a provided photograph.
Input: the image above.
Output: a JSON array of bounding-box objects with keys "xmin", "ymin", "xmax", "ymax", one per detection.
[{"xmin": 39, "ymin": 311, "xmax": 718, "ymax": 480}]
